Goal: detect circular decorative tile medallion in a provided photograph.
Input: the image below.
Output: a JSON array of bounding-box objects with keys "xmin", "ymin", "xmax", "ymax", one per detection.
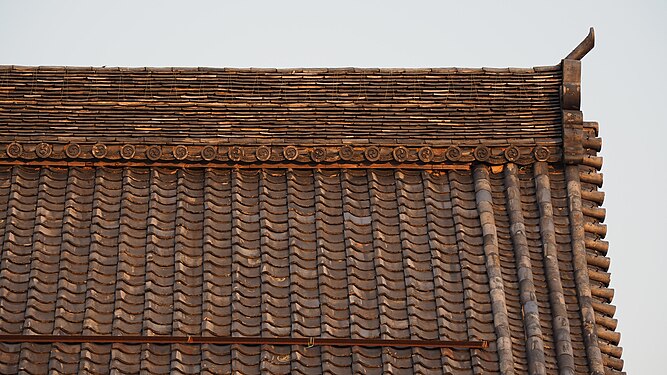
[
  {"xmin": 283, "ymin": 146, "xmax": 299, "ymax": 161},
  {"xmin": 473, "ymin": 145, "xmax": 490, "ymax": 162},
  {"xmin": 146, "ymin": 146, "xmax": 163, "ymax": 161},
  {"xmin": 35, "ymin": 142, "xmax": 52, "ymax": 158},
  {"xmin": 6, "ymin": 142, "xmax": 22, "ymax": 158},
  {"xmin": 65, "ymin": 143, "xmax": 81, "ymax": 158},
  {"xmin": 311, "ymin": 147, "xmax": 327, "ymax": 162},
  {"xmin": 392, "ymin": 146, "xmax": 408, "ymax": 162},
  {"xmin": 364, "ymin": 146, "xmax": 380, "ymax": 162},
  {"xmin": 92, "ymin": 143, "xmax": 108, "ymax": 158},
  {"xmin": 534, "ymin": 145, "xmax": 550, "ymax": 162},
  {"xmin": 339, "ymin": 145, "xmax": 354, "ymax": 161},
  {"xmin": 504, "ymin": 145, "xmax": 520, "ymax": 162},
  {"xmin": 201, "ymin": 146, "xmax": 217, "ymax": 161},
  {"xmin": 418, "ymin": 147, "xmax": 433, "ymax": 162},
  {"xmin": 256, "ymin": 146, "xmax": 271, "ymax": 161},
  {"xmin": 121, "ymin": 144, "xmax": 136, "ymax": 159},
  {"xmin": 229, "ymin": 146, "xmax": 243, "ymax": 162},
  {"xmin": 173, "ymin": 145, "xmax": 188, "ymax": 160},
  {"xmin": 445, "ymin": 146, "xmax": 462, "ymax": 162}
]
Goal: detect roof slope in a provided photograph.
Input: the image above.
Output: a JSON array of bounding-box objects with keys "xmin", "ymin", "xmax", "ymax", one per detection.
[
  {"xmin": 0, "ymin": 165, "xmax": 590, "ymax": 374},
  {"xmin": 0, "ymin": 31, "xmax": 624, "ymax": 375}
]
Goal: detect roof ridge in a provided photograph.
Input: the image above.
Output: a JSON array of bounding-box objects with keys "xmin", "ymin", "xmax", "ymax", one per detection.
[{"xmin": 0, "ymin": 64, "xmax": 560, "ymax": 73}]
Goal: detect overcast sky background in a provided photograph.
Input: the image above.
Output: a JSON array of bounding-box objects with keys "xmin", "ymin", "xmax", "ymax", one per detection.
[{"xmin": 1, "ymin": 1, "xmax": 665, "ymax": 373}]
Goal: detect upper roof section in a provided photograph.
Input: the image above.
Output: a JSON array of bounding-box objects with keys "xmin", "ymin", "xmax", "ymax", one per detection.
[
  {"xmin": 0, "ymin": 65, "xmax": 565, "ymax": 167},
  {"xmin": 0, "ymin": 28, "xmax": 594, "ymax": 168},
  {"xmin": 0, "ymin": 65, "xmax": 563, "ymax": 143}
]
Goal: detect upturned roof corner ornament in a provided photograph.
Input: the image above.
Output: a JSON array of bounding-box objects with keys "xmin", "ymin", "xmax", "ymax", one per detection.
[
  {"xmin": 565, "ymin": 27, "xmax": 595, "ymax": 61},
  {"xmin": 562, "ymin": 27, "xmax": 595, "ymax": 165}
]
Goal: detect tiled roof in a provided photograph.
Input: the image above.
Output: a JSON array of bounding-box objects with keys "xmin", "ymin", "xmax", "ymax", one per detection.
[
  {"xmin": 0, "ymin": 31, "xmax": 624, "ymax": 375},
  {"xmin": 0, "ymin": 165, "xmax": 600, "ymax": 374}
]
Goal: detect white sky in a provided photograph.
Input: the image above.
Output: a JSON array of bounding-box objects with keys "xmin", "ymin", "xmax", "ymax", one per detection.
[{"xmin": 2, "ymin": 1, "xmax": 665, "ymax": 373}]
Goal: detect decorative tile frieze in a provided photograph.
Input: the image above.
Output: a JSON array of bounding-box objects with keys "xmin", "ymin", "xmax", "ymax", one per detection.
[{"xmin": 1, "ymin": 142, "xmax": 562, "ymax": 166}]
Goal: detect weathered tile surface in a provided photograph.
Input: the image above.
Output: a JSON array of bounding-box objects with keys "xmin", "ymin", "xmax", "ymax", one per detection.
[
  {"xmin": 0, "ymin": 64, "xmax": 623, "ymax": 374},
  {"xmin": 0, "ymin": 165, "xmax": 609, "ymax": 374},
  {"xmin": 0, "ymin": 66, "xmax": 562, "ymax": 145}
]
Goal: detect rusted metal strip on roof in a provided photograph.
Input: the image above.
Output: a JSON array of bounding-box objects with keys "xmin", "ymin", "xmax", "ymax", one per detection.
[{"xmin": 0, "ymin": 335, "xmax": 488, "ymax": 349}]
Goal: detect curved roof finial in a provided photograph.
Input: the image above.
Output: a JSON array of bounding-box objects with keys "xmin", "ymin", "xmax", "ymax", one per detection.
[{"xmin": 565, "ymin": 27, "xmax": 595, "ymax": 60}]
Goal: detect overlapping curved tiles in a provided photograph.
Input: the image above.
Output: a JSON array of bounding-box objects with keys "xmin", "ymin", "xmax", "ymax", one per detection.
[{"xmin": 0, "ymin": 164, "xmax": 594, "ymax": 374}]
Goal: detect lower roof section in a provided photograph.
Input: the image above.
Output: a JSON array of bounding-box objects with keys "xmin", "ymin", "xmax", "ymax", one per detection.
[{"xmin": 0, "ymin": 164, "xmax": 597, "ymax": 374}]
